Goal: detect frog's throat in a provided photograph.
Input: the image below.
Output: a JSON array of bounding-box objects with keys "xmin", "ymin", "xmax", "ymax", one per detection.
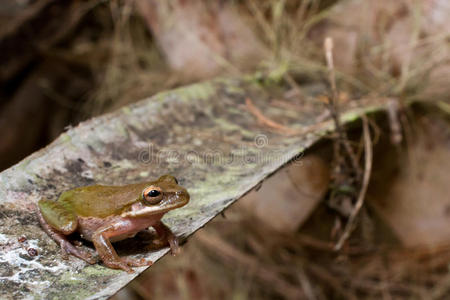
[{"xmin": 120, "ymin": 202, "xmax": 187, "ymax": 218}]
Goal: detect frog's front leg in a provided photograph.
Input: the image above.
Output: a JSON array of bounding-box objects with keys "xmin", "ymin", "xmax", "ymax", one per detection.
[
  {"xmin": 152, "ymin": 221, "xmax": 180, "ymax": 255},
  {"xmin": 92, "ymin": 219, "xmax": 153, "ymax": 273}
]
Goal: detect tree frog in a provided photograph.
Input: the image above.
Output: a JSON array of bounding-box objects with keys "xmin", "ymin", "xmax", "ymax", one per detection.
[{"xmin": 37, "ymin": 175, "xmax": 189, "ymax": 273}]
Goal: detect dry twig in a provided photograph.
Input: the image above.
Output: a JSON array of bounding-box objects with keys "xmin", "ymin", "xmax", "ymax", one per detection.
[
  {"xmin": 245, "ymin": 97, "xmax": 299, "ymax": 134},
  {"xmin": 324, "ymin": 37, "xmax": 362, "ymax": 177},
  {"xmin": 307, "ymin": 263, "xmax": 358, "ymax": 300},
  {"xmin": 387, "ymin": 98, "xmax": 403, "ymax": 145},
  {"xmin": 196, "ymin": 231, "xmax": 305, "ymax": 300},
  {"xmin": 334, "ymin": 116, "xmax": 373, "ymax": 250},
  {"xmin": 245, "ymin": 97, "xmax": 324, "ymax": 136}
]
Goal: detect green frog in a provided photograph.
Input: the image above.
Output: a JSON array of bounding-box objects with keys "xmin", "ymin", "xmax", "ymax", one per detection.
[{"xmin": 37, "ymin": 175, "xmax": 189, "ymax": 273}]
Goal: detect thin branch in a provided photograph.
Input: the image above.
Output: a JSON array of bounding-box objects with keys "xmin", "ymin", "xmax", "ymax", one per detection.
[
  {"xmin": 246, "ymin": 97, "xmax": 324, "ymax": 136},
  {"xmin": 324, "ymin": 38, "xmax": 338, "ymax": 101},
  {"xmin": 324, "ymin": 37, "xmax": 362, "ymax": 178},
  {"xmin": 196, "ymin": 231, "xmax": 305, "ymax": 300},
  {"xmin": 387, "ymin": 98, "xmax": 403, "ymax": 145},
  {"xmin": 246, "ymin": 97, "xmax": 297, "ymax": 133},
  {"xmin": 307, "ymin": 263, "xmax": 358, "ymax": 300},
  {"xmin": 334, "ymin": 115, "xmax": 373, "ymax": 250}
]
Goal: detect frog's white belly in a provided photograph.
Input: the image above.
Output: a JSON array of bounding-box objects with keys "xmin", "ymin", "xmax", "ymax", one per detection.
[
  {"xmin": 77, "ymin": 213, "xmax": 164, "ymax": 242},
  {"xmin": 109, "ymin": 231, "xmax": 138, "ymax": 242}
]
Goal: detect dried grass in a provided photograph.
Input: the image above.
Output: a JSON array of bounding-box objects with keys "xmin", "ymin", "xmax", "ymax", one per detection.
[{"xmin": 96, "ymin": 1, "xmax": 450, "ymax": 299}]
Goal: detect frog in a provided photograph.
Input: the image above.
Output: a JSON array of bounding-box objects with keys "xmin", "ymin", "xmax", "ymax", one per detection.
[{"xmin": 37, "ymin": 174, "xmax": 189, "ymax": 273}]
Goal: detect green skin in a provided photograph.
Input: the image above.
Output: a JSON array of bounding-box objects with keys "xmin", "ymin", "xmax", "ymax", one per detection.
[{"xmin": 37, "ymin": 175, "xmax": 190, "ymax": 273}]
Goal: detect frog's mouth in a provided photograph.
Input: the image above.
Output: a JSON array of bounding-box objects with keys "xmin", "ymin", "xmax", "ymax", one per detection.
[{"xmin": 120, "ymin": 194, "xmax": 189, "ymax": 218}]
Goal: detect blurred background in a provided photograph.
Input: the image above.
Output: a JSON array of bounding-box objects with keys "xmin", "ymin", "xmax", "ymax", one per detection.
[{"xmin": 1, "ymin": 0, "xmax": 450, "ymax": 299}]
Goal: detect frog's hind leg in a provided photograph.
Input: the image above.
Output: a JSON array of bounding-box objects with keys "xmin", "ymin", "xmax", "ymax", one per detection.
[{"xmin": 37, "ymin": 199, "xmax": 96, "ymax": 264}]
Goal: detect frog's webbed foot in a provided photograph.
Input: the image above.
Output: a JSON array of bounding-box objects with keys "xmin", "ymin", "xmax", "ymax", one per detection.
[
  {"xmin": 60, "ymin": 240, "xmax": 97, "ymax": 264},
  {"xmin": 101, "ymin": 258, "xmax": 134, "ymax": 273},
  {"xmin": 123, "ymin": 257, "xmax": 153, "ymax": 267},
  {"xmin": 92, "ymin": 223, "xmax": 153, "ymax": 273},
  {"xmin": 101, "ymin": 257, "xmax": 152, "ymax": 273}
]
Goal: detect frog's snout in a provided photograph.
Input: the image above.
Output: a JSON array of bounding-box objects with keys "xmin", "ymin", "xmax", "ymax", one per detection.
[{"xmin": 176, "ymin": 189, "xmax": 190, "ymax": 205}]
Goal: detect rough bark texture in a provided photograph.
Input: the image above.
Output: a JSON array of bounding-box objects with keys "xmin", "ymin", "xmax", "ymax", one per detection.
[{"xmin": 0, "ymin": 75, "xmax": 390, "ymax": 299}]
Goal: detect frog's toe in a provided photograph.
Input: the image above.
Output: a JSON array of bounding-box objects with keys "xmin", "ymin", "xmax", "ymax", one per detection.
[
  {"xmin": 123, "ymin": 257, "xmax": 153, "ymax": 267},
  {"xmin": 82, "ymin": 254, "xmax": 97, "ymax": 265},
  {"xmin": 100, "ymin": 258, "xmax": 134, "ymax": 273},
  {"xmin": 60, "ymin": 248, "xmax": 69, "ymax": 260},
  {"xmin": 151, "ymin": 237, "xmax": 180, "ymax": 255},
  {"xmin": 60, "ymin": 240, "xmax": 96, "ymax": 264},
  {"xmin": 169, "ymin": 238, "xmax": 180, "ymax": 256},
  {"xmin": 118, "ymin": 263, "xmax": 134, "ymax": 273}
]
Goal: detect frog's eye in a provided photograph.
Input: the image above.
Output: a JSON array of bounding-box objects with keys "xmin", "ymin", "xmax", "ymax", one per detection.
[
  {"xmin": 148, "ymin": 190, "xmax": 160, "ymax": 197},
  {"xmin": 142, "ymin": 186, "xmax": 163, "ymax": 204}
]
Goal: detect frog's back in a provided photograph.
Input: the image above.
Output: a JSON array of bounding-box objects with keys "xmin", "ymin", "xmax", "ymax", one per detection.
[{"xmin": 58, "ymin": 182, "xmax": 149, "ymax": 218}]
